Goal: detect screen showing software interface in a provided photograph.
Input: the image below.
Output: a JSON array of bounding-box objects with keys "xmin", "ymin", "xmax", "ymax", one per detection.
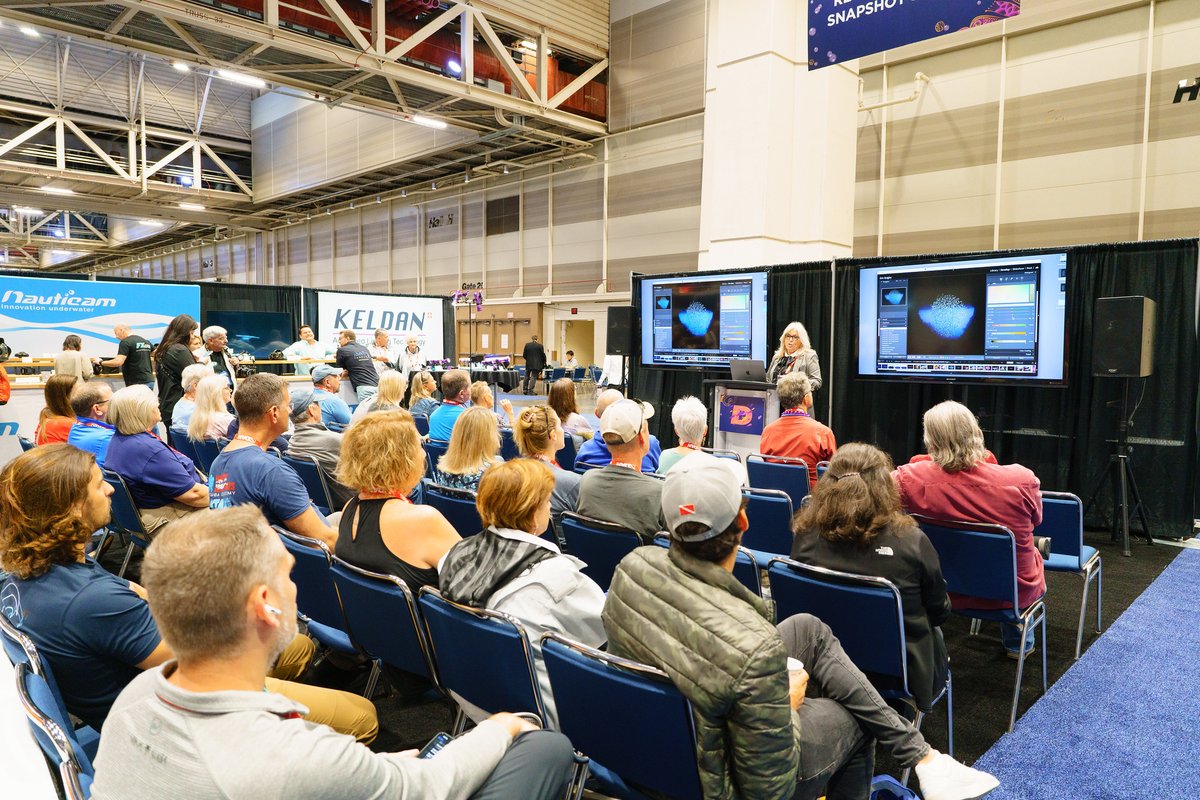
[
  {"xmin": 641, "ymin": 273, "xmax": 768, "ymax": 367},
  {"xmin": 859, "ymin": 253, "xmax": 1067, "ymax": 381}
]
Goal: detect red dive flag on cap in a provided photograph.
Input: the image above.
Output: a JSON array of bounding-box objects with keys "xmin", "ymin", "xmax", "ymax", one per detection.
[{"xmin": 679, "ymin": 504, "xmax": 696, "ymax": 516}]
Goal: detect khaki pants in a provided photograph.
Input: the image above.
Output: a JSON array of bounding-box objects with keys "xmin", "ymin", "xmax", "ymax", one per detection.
[
  {"xmin": 138, "ymin": 501, "xmax": 202, "ymax": 535},
  {"xmin": 265, "ymin": 634, "xmax": 379, "ymax": 744}
]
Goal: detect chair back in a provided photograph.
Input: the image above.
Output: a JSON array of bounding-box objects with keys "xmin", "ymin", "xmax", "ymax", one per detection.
[
  {"xmin": 816, "ymin": 460, "xmax": 830, "ymax": 478},
  {"xmin": 418, "ymin": 588, "xmax": 545, "ymax": 721},
  {"xmin": 912, "ymin": 514, "xmax": 1020, "ymax": 606},
  {"xmin": 423, "ymin": 439, "xmax": 450, "ymax": 478},
  {"xmin": 101, "ymin": 470, "xmax": 149, "ymax": 541},
  {"xmin": 542, "ymin": 634, "xmax": 703, "ymax": 800},
  {"xmin": 574, "ymin": 460, "xmax": 599, "ymax": 474},
  {"xmin": 549, "ymin": 367, "xmax": 566, "ymax": 382},
  {"xmin": 424, "ymin": 483, "xmax": 484, "ymax": 537},
  {"xmin": 572, "ymin": 367, "xmax": 586, "ymax": 381},
  {"xmin": 701, "ymin": 447, "xmax": 741, "ymax": 463},
  {"xmin": 283, "ymin": 454, "xmax": 336, "ymax": 516},
  {"xmin": 329, "ymin": 557, "xmax": 434, "ymax": 680},
  {"xmin": 18, "ymin": 436, "xmax": 36, "ymax": 452},
  {"xmin": 275, "ymin": 530, "xmax": 354, "ymax": 653},
  {"xmin": 499, "ymin": 428, "xmax": 520, "ymax": 461},
  {"xmin": 1036, "ymin": 491, "xmax": 1084, "ymax": 566},
  {"xmin": 560, "ymin": 512, "xmax": 642, "ymax": 592},
  {"xmin": 167, "ymin": 427, "xmax": 196, "ymax": 462},
  {"xmin": 191, "ymin": 438, "xmax": 222, "ymax": 473},
  {"xmin": 15, "ymin": 662, "xmax": 93, "ymax": 799},
  {"xmin": 589, "ymin": 365, "xmax": 602, "ymax": 383},
  {"xmin": 740, "ymin": 488, "xmax": 795, "ymax": 557},
  {"xmin": 556, "ymin": 434, "xmax": 578, "ymax": 471},
  {"xmin": 412, "ymin": 413, "xmax": 430, "ymax": 437},
  {"xmin": 0, "ymin": 610, "xmax": 36, "ymax": 671},
  {"xmin": 652, "ymin": 534, "xmax": 761, "ymax": 597},
  {"xmin": 746, "ymin": 454, "xmax": 810, "ymax": 510}
]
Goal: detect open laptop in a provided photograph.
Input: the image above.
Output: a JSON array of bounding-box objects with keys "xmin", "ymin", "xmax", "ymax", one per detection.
[{"xmin": 729, "ymin": 359, "xmax": 768, "ymax": 382}]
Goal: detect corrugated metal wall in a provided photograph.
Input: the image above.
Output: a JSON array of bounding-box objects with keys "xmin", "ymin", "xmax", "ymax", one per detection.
[{"xmin": 481, "ymin": 0, "xmax": 610, "ymax": 50}]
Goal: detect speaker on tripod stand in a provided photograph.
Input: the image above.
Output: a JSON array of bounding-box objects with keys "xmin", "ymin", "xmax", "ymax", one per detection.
[{"xmin": 1085, "ymin": 296, "xmax": 1155, "ymax": 556}]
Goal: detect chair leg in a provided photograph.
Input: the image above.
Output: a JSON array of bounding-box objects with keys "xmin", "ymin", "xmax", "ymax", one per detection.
[
  {"xmin": 568, "ymin": 756, "xmax": 590, "ymax": 800},
  {"xmin": 1039, "ymin": 612, "xmax": 1048, "ymax": 693},
  {"xmin": 900, "ymin": 709, "xmax": 925, "ymax": 787},
  {"xmin": 451, "ymin": 705, "xmax": 468, "ymax": 735},
  {"xmin": 363, "ymin": 660, "xmax": 381, "ymax": 699},
  {"xmin": 969, "ymin": 619, "xmax": 981, "ymax": 636},
  {"xmin": 1094, "ymin": 560, "xmax": 1103, "ymax": 634},
  {"xmin": 1074, "ymin": 573, "xmax": 1089, "ymax": 661},
  {"xmin": 117, "ymin": 539, "xmax": 135, "ymax": 579},
  {"xmin": 1008, "ymin": 620, "xmax": 1028, "ymax": 731},
  {"xmin": 946, "ymin": 670, "xmax": 954, "ymax": 758}
]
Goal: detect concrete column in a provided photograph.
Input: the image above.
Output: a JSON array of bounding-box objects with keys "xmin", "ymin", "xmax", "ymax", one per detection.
[{"xmin": 698, "ymin": 0, "xmax": 859, "ymax": 269}]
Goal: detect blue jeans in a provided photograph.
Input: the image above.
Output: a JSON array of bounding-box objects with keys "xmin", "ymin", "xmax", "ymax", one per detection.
[
  {"xmin": 1001, "ymin": 622, "xmax": 1035, "ymax": 653},
  {"xmin": 355, "ymin": 385, "xmax": 378, "ymax": 403}
]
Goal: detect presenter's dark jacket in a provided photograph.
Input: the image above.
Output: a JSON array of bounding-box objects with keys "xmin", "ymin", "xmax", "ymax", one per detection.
[
  {"xmin": 522, "ymin": 340, "xmax": 547, "ymax": 373},
  {"xmin": 155, "ymin": 343, "xmax": 197, "ymax": 423},
  {"xmin": 767, "ymin": 349, "xmax": 822, "ymax": 390},
  {"xmin": 790, "ymin": 522, "xmax": 951, "ymax": 711}
]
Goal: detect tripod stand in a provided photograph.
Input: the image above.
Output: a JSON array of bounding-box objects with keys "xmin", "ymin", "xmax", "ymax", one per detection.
[{"xmin": 1083, "ymin": 377, "xmax": 1152, "ymax": 557}]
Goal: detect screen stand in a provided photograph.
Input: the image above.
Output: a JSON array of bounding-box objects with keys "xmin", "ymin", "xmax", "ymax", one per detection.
[{"xmin": 1083, "ymin": 377, "xmax": 1152, "ymax": 557}]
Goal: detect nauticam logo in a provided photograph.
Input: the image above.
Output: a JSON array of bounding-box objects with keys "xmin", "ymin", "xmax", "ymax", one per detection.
[{"xmin": 0, "ymin": 289, "xmax": 117, "ymax": 308}]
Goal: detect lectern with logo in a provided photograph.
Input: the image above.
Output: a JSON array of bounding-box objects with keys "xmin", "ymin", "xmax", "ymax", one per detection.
[{"xmin": 702, "ymin": 380, "xmax": 779, "ymax": 461}]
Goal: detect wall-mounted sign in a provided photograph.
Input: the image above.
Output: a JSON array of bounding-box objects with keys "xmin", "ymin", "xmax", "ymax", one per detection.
[
  {"xmin": 316, "ymin": 290, "xmax": 445, "ymax": 360},
  {"xmin": 427, "ymin": 209, "xmax": 457, "ymax": 229}
]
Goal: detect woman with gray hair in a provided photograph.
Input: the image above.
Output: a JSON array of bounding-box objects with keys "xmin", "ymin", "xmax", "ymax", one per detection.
[
  {"xmin": 103, "ymin": 384, "xmax": 209, "ymax": 533},
  {"xmin": 894, "ymin": 400, "xmax": 1045, "ymax": 658},
  {"xmin": 767, "ymin": 321, "xmax": 822, "ymax": 390},
  {"xmin": 657, "ymin": 396, "xmax": 748, "ymax": 484},
  {"xmin": 170, "ymin": 363, "xmax": 215, "ymax": 429}
]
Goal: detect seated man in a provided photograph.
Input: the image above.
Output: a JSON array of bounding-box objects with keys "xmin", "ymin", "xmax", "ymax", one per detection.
[
  {"xmin": 561, "ymin": 350, "xmax": 579, "ymax": 371},
  {"xmin": 428, "ymin": 368, "xmax": 471, "ymax": 441},
  {"xmin": 575, "ymin": 389, "xmax": 661, "ymax": 470},
  {"xmin": 286, "ymin": 387, "xmax": 355, "ymax": 509},
  {"xmin": 759, "ymin": 373, "xmax": 836, "ymax": 490},
  {"xmin": 0, "ymin": 446, "xmax": 376, "ymax": 741},
  {"xmin": 67, "ymin": 380, "xmax": 115, "ymax": 466},
  {"xmin": 603, "ymin": 458, "xmax": 999, "ymax": 800},
  {"xmin": 310, "ymin": 365, "xmax": 353, "ymax": 428},
  {"xmin": 170, "ymin": 363, "xmax": 215, "ymax": 429},
  {"xmin": 90, "ymin": 505, "xmax": 574, "ymax": 800},
  {"xmin": 470, "ymin": 380, "xmax": 514, "ymax": 428},
  {"xmin": 209, "ymin": 373, "xmax": 335, "ymax": 548},
  {"xmin": 576, "ymin": 399, "xmax": 665, "ymax": 543}
]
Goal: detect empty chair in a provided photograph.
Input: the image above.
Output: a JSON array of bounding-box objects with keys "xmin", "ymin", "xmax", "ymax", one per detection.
[
  {"xmin": 190, "ymin": 438, "xmax": 222, "ymax": 473},
  {"xmin": 15, "ymin": 662, "xmax": 93, "ymax": 800},
  {"xmin": 746, "ymin": 453, "xmax": 810, "ymax": 510},
  {"xmin": 283, "ymin": 453, "xmax": 337, "ymax": 516},
  {"xmin": 542, "ymin": 633, "xmax": 703, "ymax": 800},
  {"xmin": 572, "ymin": 367, "xmax": 587, "ymax": 381},
  {"xmin": 740, "ymin": 487, "xmax": 795, "ymax": 563},
  {"xmin": 560, "ymin": 512, "xmax": 642, "ymax": 592},
  {"xmin": 102, "ymin": 469, "xmax": 152, "ymax": 579},
  {"xmin": 556, "ymin": 434, "xmax": 578, "ymax": 472},
  {"xmin": 912, "ymin": 514, "xmax": 1047, "ymax": 730},
  {"xmin": 411, "ymin": 413, "xmax": 430, "ymax": 437},
  {"xmin": 653, "ymin": 533, "xmax": 762, "ymax": 598},
  {"xmin": 543, "ymin": 367, "xmax": 566, "ymax": 394},
  {"xmin": 1036, "ymin": 491, "xmax": 1102, "ymax": 659},
  {"xmin": 424, "ymin": 483, "xmax": 484, "ymax": 537}
]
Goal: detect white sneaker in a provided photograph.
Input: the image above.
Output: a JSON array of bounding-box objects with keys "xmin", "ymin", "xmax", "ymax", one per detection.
[{"xmin": 915, "ymin": 751, "xmax": 1000, "ymax": 800}]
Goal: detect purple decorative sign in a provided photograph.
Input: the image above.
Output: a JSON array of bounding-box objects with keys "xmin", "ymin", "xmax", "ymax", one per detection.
[
  {"xmin": 808, "ymin": 0, "xmax": 1020, "ymax": 69},
  {"xmin": 719, "ymin": 395, "xmax": 766, "ymax": 437}
]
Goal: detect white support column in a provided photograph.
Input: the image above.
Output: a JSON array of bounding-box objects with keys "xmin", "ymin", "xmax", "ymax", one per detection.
[{"xmin": 698, "ymin": 0, "xmax": 858, "ymax": 269}]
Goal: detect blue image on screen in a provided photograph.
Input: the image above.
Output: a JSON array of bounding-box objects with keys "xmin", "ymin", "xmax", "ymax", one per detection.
[
  {"xmin": 883, "ymin": 288, "xmax": 906, "ymax": 305},
  {"xmin": 917, "ymin": 295, "xmax": 975, "ymax": 339},
  {"xmin": 657, "ymin": 297, "xmax": 670, "ymax": 309},
  {"xmin": 678, "ymin": 301, "xmax": 715, "ymax": 337}
]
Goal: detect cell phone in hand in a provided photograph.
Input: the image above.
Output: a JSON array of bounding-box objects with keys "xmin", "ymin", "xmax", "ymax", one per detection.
[
  {"xmin": 418, "ymin": 732, "xmax": 453, "ymax": 759},
  {"xmin": 787, "ymin": 657, "xmax": 805, "ymax": 672}
]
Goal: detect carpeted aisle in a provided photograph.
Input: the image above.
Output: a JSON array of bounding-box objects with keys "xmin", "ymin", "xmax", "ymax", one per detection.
[{"xmin": 974, "ymin": 548, "xmax": 1200, "ymax": 799}]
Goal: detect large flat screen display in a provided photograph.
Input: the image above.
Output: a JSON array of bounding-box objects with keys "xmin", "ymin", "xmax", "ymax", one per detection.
[
  {"xmin": 857, "ymin": 251, "xmax": 1068, "ymax": 384},
  {"xmin": 639, "ymin": 271, "xmax": 770, "ymax": 368}
]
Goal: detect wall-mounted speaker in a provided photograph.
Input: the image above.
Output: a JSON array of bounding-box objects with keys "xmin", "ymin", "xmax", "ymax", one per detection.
[{"xmin": 1092, "ymin": 296, "xmax": 1156, "ymax": 377}]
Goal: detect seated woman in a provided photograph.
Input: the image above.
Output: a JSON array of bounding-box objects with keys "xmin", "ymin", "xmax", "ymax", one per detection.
[
  {"xmin": 434, "ymin": 406, "xmax": 500, "ymax": 492},
  {"xmin": 104, "ymin": 385, "xmax": 209, "ymax": 533},
  {"xmin": 54, "ymin": 334, "xmax": 94, "ymax": 382},
  {"xmin": 439, "ymin": 459, "xmax": 606, "ymax": 729},
  {"xmin": 547, "ymin": 377, "xmax": 591, "ymax": 438},
  {"xmin": 791, "ymin": 442, "xmax": 951, "ymax": 711},
  {"xmin": 407, "ymin": 370, "xmax": 440, "ymax": 418},
  {"xmin": 350, "ymin": 369, "xmax": 406, "ymax": 425},
  {"xmin": 170, "ymin": 363, "xmax": 215, "ymax": 429},
  {"xmin": 893, "ymin": 400, "xmax": 1045, "ymax": 658},
  {"xmin": 335, "ymin": 409, "xmax": 460, "ymax": 595},
  {"xmin": 657, "ymin": 396, "xmax": 748, "ymax": 484},
  {"xmin": 512, "ymin": 405, "xmax": 580, "ymax": 519},
  {"xmin": 187, "ymin": 374, "xmax": 235, "ymax": 443},
  {"xmin": 35, "ymin": 374, "xmax": 77, "ymax": 445}
]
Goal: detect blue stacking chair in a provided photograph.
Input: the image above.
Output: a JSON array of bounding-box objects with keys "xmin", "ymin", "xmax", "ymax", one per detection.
[
  {"xmin": 767, "ymin": 558, "xmax": 953, "ymax": 766},
  {"xmin": 423, "ymin": 438, "xmax": 450, "ymax": 478},
  {"xmin": 191, "ymin": 438, "xmax": 222, "ymax": 473},
  {"xmin": 746, "ymin": 453, "xmax": 810, "ymax": 511},
  {"xmin": 560, "ymin": 512, "xmax": 642, "ymax": 592},
  {"xmin": 329, "ymin": 557, "xmax": 435, "ymax": 689},
  {"xmin": 15, "ymin": 662, "xmax": 93, "ymax": 800},
  {"xmin": 18, "ymin": 435, "xmax": 36, "ymax": 452},
  {"xmin": 816, "ymin": 460, "xmax": 830, "ymax": 479},
  {"xmin": 652, "ymin": 534, "xmax": 762, "ymax": 598},
  {"xmin": 102, "ymin": 469, "xmax": 152, "ymax": 579},
  {"xmin": 168, "ymin": 427, "xmax": 197, "ymax": 464},
  {"xmin": 574, "ymin": 460, "xmax": 600, "ymax": 474},
  {"xmin": 1037, "ymin": 491, "xmax": 1102, "ymax": 659},
  {"xmin": 912, "ymin": 514, "xmax": 1047, "ymax": 730},
  {"xmin": 418, "ymin": 587, "xmax": 546, "ymax": 733},
  {"xmin": 589, "ymin": 365, "xmax": 603, "ymax": 384},
  {"xmin": 424, "ymin": 483, "xmax": 484, "ymax": 537},
  {"xmin": 701, "ymin": 447, "xmax": 741, "ymax": 463},
  {"xmin": 499, "ymin": 428, "xmax": 520, "ymax": 461},
  {"xmin": 283, "ymin": 453, "xmax": 337, "ymax": 516},
  {"xmin": 543, "ymin": 367, "xmax": 566, "ymax": 394},
  {"xmin": 740, "ymin": 487, "xmax": 795, "ymax": 564},
  {"xmin": 542, "ymin": 633, "xmax": 703, "ymax": 800},
  {"xmin": 556, "ymin": 434, "xmax": 578, "ymax": 472},
  {"xmin": 412, "ymin": 413, "xmax": 430, "ymax": 437},
  {"xmin": 572, "ymin": 367, "xmax": 586, "ymax": 381}
]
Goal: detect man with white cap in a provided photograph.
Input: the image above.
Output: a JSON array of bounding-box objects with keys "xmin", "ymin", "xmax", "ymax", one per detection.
[
  {"xmin": 575, "ymin": 398, "xmax": 665, "ymax": 543},
  {"xmin": 602, "ymin": 458, "xmax": 1000, "ymax": 800}
]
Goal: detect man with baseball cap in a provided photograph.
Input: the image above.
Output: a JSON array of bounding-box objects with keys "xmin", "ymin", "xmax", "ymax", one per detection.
[
  {"xmin": 575, "ymin": 398, "xmax": 665, "ymax": 543},
  {"xmin": 310, "ymin": 364, "xmax": 352, "ymax": 429},
  {"xmin": 602, "ymin": 459, "xmax": 1000, "ymax": 800},
  {"xmin": 285, "ymin": 388, "xmax": 354, "ymax": 509}
]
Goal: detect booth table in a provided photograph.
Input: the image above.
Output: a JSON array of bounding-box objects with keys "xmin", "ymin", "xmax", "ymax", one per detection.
[{"xmin": 430, "ymin": 367, "xmax": 521, "ymax": 393}]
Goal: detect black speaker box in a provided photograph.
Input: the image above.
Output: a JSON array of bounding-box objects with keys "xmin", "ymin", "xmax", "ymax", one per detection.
[
  {"xmin": 1092, "ymin": 296, "xmax": 1156, "ymax": 377},
  {"xmin": 606, "ymin": 306, "xmax": 636, "ymax": 357}
]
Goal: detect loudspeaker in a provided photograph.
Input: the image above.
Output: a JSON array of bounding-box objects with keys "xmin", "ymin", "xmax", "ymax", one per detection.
[
  {"xmin": 1092, "ymin": 296, "xmax": 1156, "ymax": 377},
  {"xmin": 606, "ymin": 306, "xmax": 635, "ymax": 356}
]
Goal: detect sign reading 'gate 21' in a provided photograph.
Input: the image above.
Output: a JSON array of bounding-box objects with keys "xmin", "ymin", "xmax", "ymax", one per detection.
[{"xmin": 808, "ymin": 0, "xmax": 1020, "ymax": 69}]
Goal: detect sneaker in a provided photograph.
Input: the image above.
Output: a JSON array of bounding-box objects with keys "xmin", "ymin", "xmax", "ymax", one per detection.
[
  {"xmin": 915, "ymin": 751, "xmax": 1000, "ymax": 800},
  {"xmin": 1005, "ymin": 645, "xmax": 1035, "ymax": 661}
]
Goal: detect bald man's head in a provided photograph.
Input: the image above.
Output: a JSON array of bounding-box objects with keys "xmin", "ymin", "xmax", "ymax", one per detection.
[
  {"xmin": 596, "ymin": 388, "xmax": 625, "ymax": 418},
  {"xmin": 113, "ymin": 324, "xmax": 131, "ymax": 339}
]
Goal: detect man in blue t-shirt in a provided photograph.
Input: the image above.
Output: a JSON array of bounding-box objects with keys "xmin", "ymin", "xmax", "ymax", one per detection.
[
  {"xmin": 66, "ymin": 381, "xmax": 115, "ymax": 467},
  {"xmin": 428, "ymin": 368, "xmax": 471, "ymax": 442},
  {"xmin": 210, "ymin": 373, "xmax": 335, "ymax": 548},
  {"xmin": 310, "ymin": 365, "xmax": 353, "ymax": 429}
]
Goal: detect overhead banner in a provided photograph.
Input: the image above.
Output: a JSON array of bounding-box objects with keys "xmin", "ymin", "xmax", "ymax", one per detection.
[
  {"xmin": 316, "ymin": 290, "xmax": 446, "ymax": 360},
  {"xmin": 0, "ymin": 276, "xmax": 200, "ymax": 357},
  {"xmin": 808, "ymin": 0, "xmax": 1020, "ymax": 69}
]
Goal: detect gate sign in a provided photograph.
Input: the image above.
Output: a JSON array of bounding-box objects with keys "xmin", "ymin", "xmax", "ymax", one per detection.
[
  {"xmin": 808, "ymin": 0, "xmax": 1020, "ymax": 69},
  {"xmin": 0, "ymin": 275, "xmax": 200, "ymax": 357},
  {"xmin": 316, "ymin": 290, "xmax": 445, "ymax": 361}
]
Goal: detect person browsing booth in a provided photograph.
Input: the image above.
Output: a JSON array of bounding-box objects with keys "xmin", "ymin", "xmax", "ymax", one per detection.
[
  {"xmin": 759, "ymin": 373, "xmax": 836, "ymax": 490},
  {"xmin": 66, "ymin": 380, "xmax": 115, "ymax": 467},
  {"xmin": 101, "ymin": 323, "xmax": 155, "ymax": 388},
  {"xmin": 310, "ymin": 364, "xmax": 353, "ymax": 428},
  {"xmin": 575, "ymin": 398, "xmax": 665, "ymax": 543},
  {"xmin": 428, "ymin": 368, "xmax": 472, "ymax": 441},
  {"xmin": 334, "ymin": 329, "xmax": 380, "ymax": 403}
]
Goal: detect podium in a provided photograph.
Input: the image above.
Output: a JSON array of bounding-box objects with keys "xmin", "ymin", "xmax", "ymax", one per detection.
[{"xmin": 702, "ymin": 380, "xmax": 779, "ymax": 462}]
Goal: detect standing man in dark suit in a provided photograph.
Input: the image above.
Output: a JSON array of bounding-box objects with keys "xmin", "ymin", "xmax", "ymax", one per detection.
[{"xmin": 522, "ymin": 334, "xmax": 546, "ymax": 395}]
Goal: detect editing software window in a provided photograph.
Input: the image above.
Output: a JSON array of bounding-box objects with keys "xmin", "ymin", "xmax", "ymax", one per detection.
[{"xmin": 652, "ymin": 279, "xmax": 756, "ymax": 366}]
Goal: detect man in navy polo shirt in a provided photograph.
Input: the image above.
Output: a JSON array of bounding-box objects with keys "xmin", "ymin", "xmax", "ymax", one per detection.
[
  {"xmin": 334, "ymin": 329, "xmax": 379, "ymax": 404},
  {"xmin": 66, "ymin": 380, "xmax": 115, "ymax": 467},
  {"xmin": 310, "ymin": 364, "xmax": 353, "ymax": 429},
  {"xmin": 428, "ymin": 368, "xmax": 471, "ymax": 441},
  {"xmin": 209, "ymin": 373, "xmax": 335, "ymax": 548}
]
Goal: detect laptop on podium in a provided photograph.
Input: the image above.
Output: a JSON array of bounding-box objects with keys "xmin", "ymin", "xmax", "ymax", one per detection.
[{"xmin": 729, "ymin": 359, "xmax": 768, "ymax": 383}]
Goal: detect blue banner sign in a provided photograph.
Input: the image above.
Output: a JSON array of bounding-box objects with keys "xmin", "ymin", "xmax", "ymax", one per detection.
[
  {"xmin": 0, "ymin": 276, "xmax": 200, "ymax": 357},
  {"xmin": 808, "ymin": 0, "xmax": 1020, "ymax": 69}
]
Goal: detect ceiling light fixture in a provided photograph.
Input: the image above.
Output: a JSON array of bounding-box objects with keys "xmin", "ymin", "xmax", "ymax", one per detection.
[
  {"xmin": 410, "ymin": 114, "xmax": 447, "ymax": 130},
  {"xmin": 19, "ymin": 25, "xmax": 39, "ymax": 38},
  {"xmin": 430, "ymin": 181, "xmax": 437, "ymax": 190},
  {"xmin": 13, "ymin": 206, "xmax": 44, "ymax": 216},
  {"xmin": 173, "ymin": 61, "xmax": 191, "ymax": 72},
  {"xmin": 401, "ymin": 190, "xmax": 407, "ymax": 198},
  {"xmin": 138, "ymin": 219, "xmax": 165, "ymax": 227},
  {"xmin": 446, "ymin": 59, "xmax": 462, "ymax": 76},
  {"xmin": 39, "ymin": 186, "xmax": 74, "ymax": 196},
  {"xmin": 178, "ymin": 202, "xmax": 206, "ymax": 211},
  {"xmin": 216, "ymin": 69, "xmax": 267, "ymax": 89},
  {"xmin": 52, "ymin": 229, "xmax": 65, "ymax": 238}
]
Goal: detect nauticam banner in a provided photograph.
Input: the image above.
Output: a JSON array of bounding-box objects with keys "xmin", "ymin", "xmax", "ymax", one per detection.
[
  {"xmin": 808, "ymin": 0, "xmax": 1020, "ymax": 69},
  {"xmin": 0, "ymin": 276, "xmax": 200, "ymax": 357},
  {"xmin": 315, "ymin": 290, "xmax": 445, "ymax": 360}
]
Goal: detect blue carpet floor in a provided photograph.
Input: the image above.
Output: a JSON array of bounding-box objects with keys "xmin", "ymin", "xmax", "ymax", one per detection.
[{"xmin": 974, "ymin": 548, "xmax": 1200, "ymax": 799}]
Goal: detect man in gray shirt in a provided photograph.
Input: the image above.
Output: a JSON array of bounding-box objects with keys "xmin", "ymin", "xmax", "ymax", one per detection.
[
  {"xmin": 91, "ymin": 505, "xmax": 574, "ymax": 800},
  {"xmin": 576, "ymin": 399, "xmax": 665, "ymax": 543},
  {"xmin": 285, "ymin": 388, "xmax": 355, "ymax": 509}
]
